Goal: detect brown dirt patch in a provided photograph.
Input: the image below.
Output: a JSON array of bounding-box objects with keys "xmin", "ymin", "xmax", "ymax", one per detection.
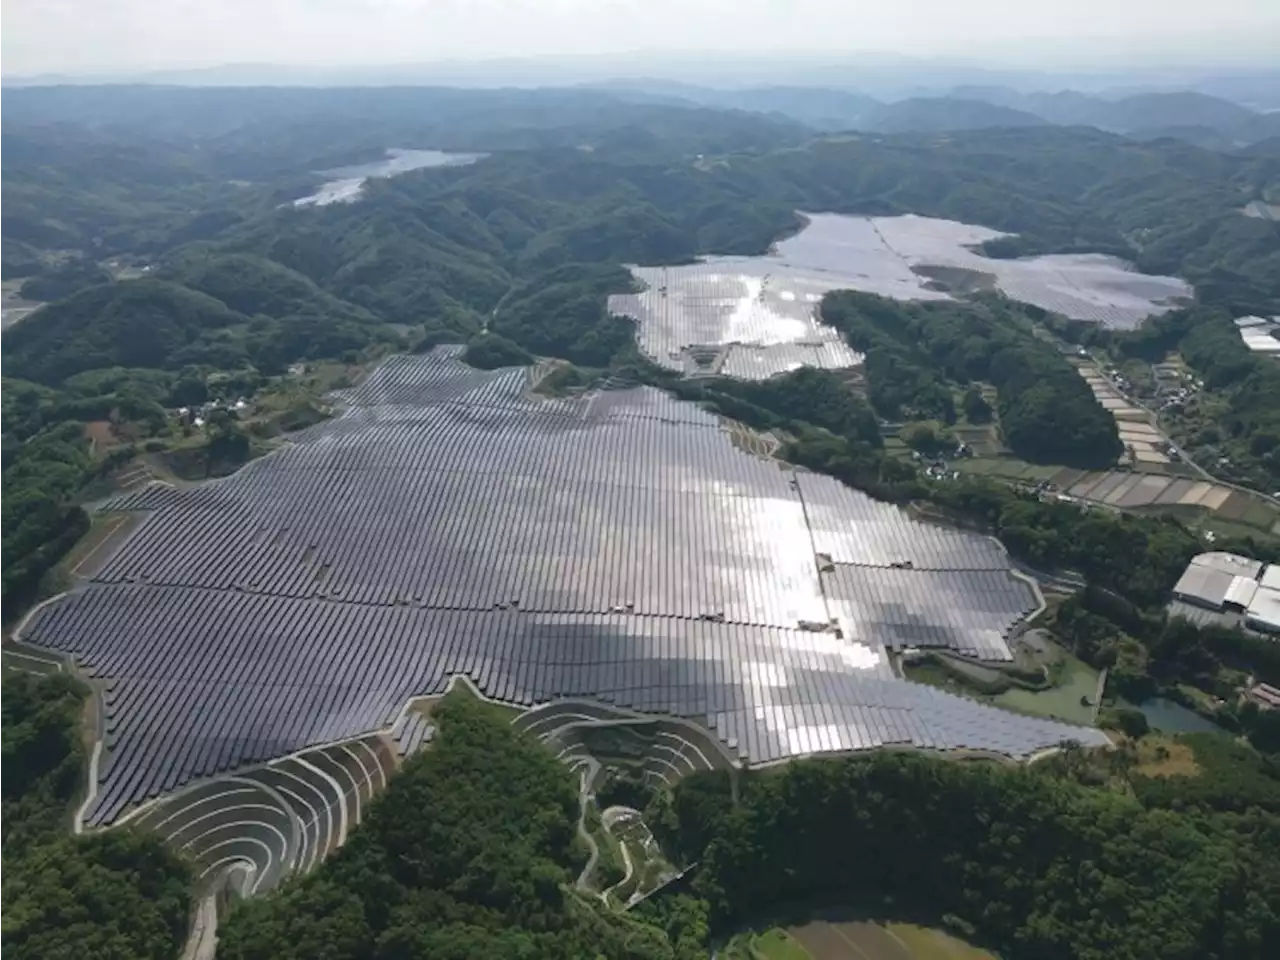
[
  {"xmin": 83, "ymin": 420, "xmax": 118, "ymax": 450},
  {"xmin": 789, "ymin": 921, "xmax": 914, "ymax": 960},
  {"xmin": 1130, "ymin": 734, "xmax": 1200, "ymax": 778},
  {"xmin": 1214, "ymin": 491, "xmax": 1251, "ymax": 521}
]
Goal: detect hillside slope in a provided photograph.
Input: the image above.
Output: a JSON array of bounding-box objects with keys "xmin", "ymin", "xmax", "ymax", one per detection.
[
  {"xmin": 3, "ymin": 280, "xmax": 249, "ymax": 384},
  {"xmin": 861, "ymin": 97, "xmax": 1050, "ymax": 133}
]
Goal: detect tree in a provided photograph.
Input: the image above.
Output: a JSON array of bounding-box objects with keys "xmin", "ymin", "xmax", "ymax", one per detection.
[
  {"xmin": 2, "ymin": 674, "xmax": 192, "ymax": 960},
  {"xmin": 962, "ymin": 386, "xmax": 993, "ymax": 423}
]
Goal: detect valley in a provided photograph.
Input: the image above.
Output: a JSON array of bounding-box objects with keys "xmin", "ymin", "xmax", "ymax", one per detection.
[{"xmin": 2, "ymin": 78, "xmax": 1279, "ymax": 960}]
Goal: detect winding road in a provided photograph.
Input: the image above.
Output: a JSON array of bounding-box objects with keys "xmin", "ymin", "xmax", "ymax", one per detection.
[{"xmin": 573, "ymin": 758, "xmax": 602, "ymax": 892}]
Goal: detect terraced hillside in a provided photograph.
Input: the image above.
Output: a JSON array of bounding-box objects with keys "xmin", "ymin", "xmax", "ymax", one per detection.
[
  {"xmin": 121, "ymin": 731, "xmax": 412, "ymax": 895},
  {"xmin": 18, "ymin": 348, "xmax": 1107, "ymax": 827},
  {"xmin": 516, "ymin": 699, "xmax": 738, "ymax": 789}
]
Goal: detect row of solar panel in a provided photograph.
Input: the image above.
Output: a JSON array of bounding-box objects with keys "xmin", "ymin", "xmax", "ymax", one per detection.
[
  {"xmin": 26, "ymin": 584, "xmax": 1103, "ymax": 824},
  {"xmin": 94, "ymin": 490, "xmax": 826, "ymax": 623},
  {"xmin": 390, "ymin": 712, "xmax": 434, "ymax": 757},
  {"xmin": 824, "ymin": 567, "xmax": 1036, "ymax": 660},
  {"xmin": 21, "ymin": 352, "xmax": 1100, "ymax": 825},
  {"xmin": 338, "ymin": 348, "xmax": 723, "ymax": 427}
]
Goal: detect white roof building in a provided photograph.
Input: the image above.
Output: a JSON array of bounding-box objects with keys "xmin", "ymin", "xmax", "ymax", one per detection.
[
  {"xmin": 1224, "ymin": 576, "xmax": 1259, "ymax": 610},
  {"xmin": 1241, "ymin": 330, "xmax": 1280, "ymax": 355},
  {"xmin": 1245, "ymin": 587, "xmax": 1280, "ymax": 635},
  {"xmin": 1260, "ymin": 565, "xmax": 1280, "ymax": 592},
  {"xmin": 1173, "ymin": 565, "xmax": 1233, "ymax": 609},
  {"xmin": 1189, "ymin": 552, "xmax": 1263, "ymax": 579}
]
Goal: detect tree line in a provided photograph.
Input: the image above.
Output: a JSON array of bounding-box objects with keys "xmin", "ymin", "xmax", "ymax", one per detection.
[
  {"xmin": 652, "ymin": 751, "xmax": 1280, "ymax": 960},
  {"xmin": 218, "ymin": 693, "xmax": 702, "ymax": 960},
  {"xmin": 1, "ymin": 673, "xmax": 191, "ymax": 960},
  {"xmin": 820, "ymin": 291, "xmax": 1123, "ymax": 467}
]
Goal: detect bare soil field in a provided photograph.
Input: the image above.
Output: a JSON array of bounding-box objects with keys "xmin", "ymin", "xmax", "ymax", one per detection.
[
  {"xmin": 84, "ymin": 420, "xmax": 120, "ymax": 453},
  {"xmin": 785, "ymin": 919, "xmax": 995, "ymax": 960}
]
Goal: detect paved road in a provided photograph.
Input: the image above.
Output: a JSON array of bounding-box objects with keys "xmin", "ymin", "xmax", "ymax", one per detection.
[
  {"xmin": 179, "ymin": 894, "xmax": 219, "ymax": 960},
  {"xmin": 573, "ymin": 759, "xmax": 601, "ymax": 892}
]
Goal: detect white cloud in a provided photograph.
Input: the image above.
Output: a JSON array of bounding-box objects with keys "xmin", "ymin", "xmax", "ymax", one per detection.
[{"xmin": 2, "ymin": 0, "xmax": 1278, "ymax": 75}]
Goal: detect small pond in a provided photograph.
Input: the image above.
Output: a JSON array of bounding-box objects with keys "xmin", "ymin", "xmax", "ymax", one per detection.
[{"xmin": 1134, "ymin": 697, "xmax": 1221, "ymax": 734}]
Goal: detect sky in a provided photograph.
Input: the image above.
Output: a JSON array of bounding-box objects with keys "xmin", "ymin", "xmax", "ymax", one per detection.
[{"xmin": 3, "ymin": 0, "xmax": 1279, "ymax": 77}]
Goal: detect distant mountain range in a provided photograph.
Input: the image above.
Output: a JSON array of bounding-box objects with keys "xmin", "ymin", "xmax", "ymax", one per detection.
[
  {"xmin": 6, "ymin": 58, "xmax": 1278, "ymax": 111},
  {"xmin": 5, "ymin": 57, "xmax": 1276, "ymax": 149},
  {"xmin": 589, "ymin": 81, "xmax": 1280, "ymax": 148}
]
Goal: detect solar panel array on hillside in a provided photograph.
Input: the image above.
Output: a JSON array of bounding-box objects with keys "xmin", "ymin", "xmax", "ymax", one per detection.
[
  {"xmin": 610, "ymin": 214, "xmax": 1193, "ymax": 374},
  {"xmin": 21, "ymin": 350, "xmax": 1107, "ymax": 824},
  {"xmin": 611, "ymin": 264, "xmax": 865, "ymax": 379}
]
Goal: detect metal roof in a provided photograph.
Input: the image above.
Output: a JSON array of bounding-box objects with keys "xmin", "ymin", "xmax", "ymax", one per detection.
[
  {"xmin": 1246, "ymin": 587, "xmax": 1280, "ymax": 634},
  {"xmin": 1225, "ymin": 576, "xmax": 1259, "ymax": 610},
  {"xmin": 1173, "ymin": 565, "xmax": 1233, "ymax": 608},
  {"xmin": 1260, "ymin": 565, "xmax": 1280, "ymax": 592},
  {"xmin": 1189, "ymin": 551, "xmax": 1264, "ymax": 579}
]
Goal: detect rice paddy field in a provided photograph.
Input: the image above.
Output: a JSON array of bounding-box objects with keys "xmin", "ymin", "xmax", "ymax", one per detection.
[{"xmin": 1050, "ymin": 469, "xmax": 1279, "ymax": 531}]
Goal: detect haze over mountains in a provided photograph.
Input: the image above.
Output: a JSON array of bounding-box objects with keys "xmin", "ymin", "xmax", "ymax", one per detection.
[
  {"xmin": 7, "ymin": 58, "xmax": 1277, "ymax": 150},
  {"xmin": 592, "ymin": 81, "xmax": 1280, "ymax": 148},
  {"xmin": 6, "ymin": 57, "xmax": 1278, "ymax": 108}
]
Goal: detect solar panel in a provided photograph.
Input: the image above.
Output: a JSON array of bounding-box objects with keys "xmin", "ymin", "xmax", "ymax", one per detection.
[{"xmin": 21, "ymin": 349, "xmax": 1107, "ymax": 824}]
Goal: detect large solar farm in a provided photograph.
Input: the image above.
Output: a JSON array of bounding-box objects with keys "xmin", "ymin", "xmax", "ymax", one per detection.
[
  {"xmin": 14, "ymin": 208, "xmax": 1168, "ymax": 900},
  {"xmin": 18, "ymin": 343, "xmax": 1112, "ymax": 889},
  {"xmin": 610, "ymin": 213, "xmax": 1192, "ymax": 379}
]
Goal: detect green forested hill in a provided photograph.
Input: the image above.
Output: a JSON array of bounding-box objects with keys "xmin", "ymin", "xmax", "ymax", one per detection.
[
  {"xmin": 3, "ymin": 280, "xmax": 249, "ymax": 383},
  {"xmin": 199, "ymin": 126, "xmax": 1279, "ymax": 341},
  {"xmin": 214, "ymin": 691, "xmax": 1280, "ymax": 960},
  {"xmin": 218, "ymin": 693, "xmax": 686, "ymax": 960},
  {"xmin": 658, "ymin": 753, "xmax": 1280, "ymax": 960},
  {"xmin": 820, "ymin": 291, "xmax": 1124, "ymax": 468},
  {"xmin": 4, "ymin": 257, "xmax": 401, "ymax": 384},
  {"xmin": 2, "ymin": 673, "xmax": 191, "ymax": 960},
  {"xmin": 164, "ymin": 252, "xmax": 378, "ymax": 325},
  {"xmin": 859, "ymin": 96, "xmax": 1050, "ymax": 133}
]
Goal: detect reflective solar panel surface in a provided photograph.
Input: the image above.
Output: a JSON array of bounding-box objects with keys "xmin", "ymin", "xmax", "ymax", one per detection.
[
  {"xmin": 21, "ymin": 349, "xmax": 1108, "ymax": 824},
  {"xmin": 610, "ymin": 213, "xmax": 1194, "ymax": 377}
]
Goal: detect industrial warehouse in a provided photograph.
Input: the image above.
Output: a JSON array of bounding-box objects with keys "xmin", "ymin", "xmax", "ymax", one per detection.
[{"xmin": 1170, "ymin": 551, "xmax": 1280, "ymax": 634}]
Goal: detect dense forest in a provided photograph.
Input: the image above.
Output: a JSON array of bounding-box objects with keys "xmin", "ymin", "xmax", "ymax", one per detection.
[
  {"xmin": 819, "ymin": 291, "xmax": 1123, "ymax": 467},
  {"xmin": 218, "ymin": 693, "xmax": 700, "ymax": 960},
  {"xmin": 213, "ymin": 691, "xmax": 1280, "ymax": 960},
  {"xmin": 1, "ymin": 673, "xmax": 192, "ymax": 960},
  {"xmin": 654, "ymin": 751, "xmax": 1280, "ymax": 960},
  {"xmin": 3, "ymin": 422, "xmax": 94, "ymax": 614}
]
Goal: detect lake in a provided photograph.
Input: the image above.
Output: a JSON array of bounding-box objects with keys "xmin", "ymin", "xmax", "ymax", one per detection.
[{"xmin": 293, "ymin": 148, "xmax": 485, "ymax": 207}]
